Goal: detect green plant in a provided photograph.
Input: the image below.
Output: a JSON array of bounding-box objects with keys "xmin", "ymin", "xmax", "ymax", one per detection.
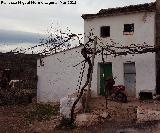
[{"xmin": 25, "ymin": 103, "xmax": 59, "ymax": 122}]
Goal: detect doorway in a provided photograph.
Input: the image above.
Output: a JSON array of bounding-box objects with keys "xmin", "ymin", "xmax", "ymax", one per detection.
[
  {"xmin": 99, "ymin": 63, "xmax": 112, "ymax": 96},
  {"xmin": 124, "ymin": 62, "xmax": 136, "ymax": 97}
]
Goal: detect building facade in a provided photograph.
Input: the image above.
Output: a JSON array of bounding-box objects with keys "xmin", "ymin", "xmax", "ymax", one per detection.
[{"xmin": 37, "ymin": 2, "xmax": 157, "ymax": 102}]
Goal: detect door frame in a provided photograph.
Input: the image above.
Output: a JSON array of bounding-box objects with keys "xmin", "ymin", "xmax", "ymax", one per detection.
[
  {"xmin": 97, "ymin": 62, "xmax": 112, "ymax": 95},
  {"xmin": 123, "ymin": 62, "xmax": 136, "ymax": 97}
]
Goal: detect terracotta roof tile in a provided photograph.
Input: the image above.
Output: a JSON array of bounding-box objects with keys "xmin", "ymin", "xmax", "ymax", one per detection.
[{"xmin": 82, "ymin": 2, "xmax": 156, "ymax": 19}]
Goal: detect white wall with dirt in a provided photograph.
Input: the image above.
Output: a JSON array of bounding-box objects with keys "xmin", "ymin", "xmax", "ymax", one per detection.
[
  {"xmin": 84, "ymin": 11, "xmax": 156, "ymax": 97},
  {"xmin": 37, "ymin": 11, "xmax": 156, "ymax": 102}
]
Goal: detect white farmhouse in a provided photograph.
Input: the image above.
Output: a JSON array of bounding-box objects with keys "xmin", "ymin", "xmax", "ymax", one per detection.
[{"xmin": 37, "ymin": 2, "xmax": 158, "ymax": 102}]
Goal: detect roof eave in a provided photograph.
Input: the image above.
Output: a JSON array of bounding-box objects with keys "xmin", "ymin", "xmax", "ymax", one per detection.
[
  {"xmin": 81, "ymin": 2, "xmax": 156, "ymax": 20},
  {"xmin": 82, "ymin": 9, "xmax": 156, "ymax": 20}
]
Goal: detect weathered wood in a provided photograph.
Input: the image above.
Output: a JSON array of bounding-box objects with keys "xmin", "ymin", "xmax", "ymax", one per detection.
[{"xmin": 156, "ymin": 0, "xmax": 160, "ymax": 94}]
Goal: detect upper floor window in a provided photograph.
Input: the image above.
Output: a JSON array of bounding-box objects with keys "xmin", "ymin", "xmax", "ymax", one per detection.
[
  {"xmin": 100, "ymin": 26, "xmax": 110, "ymax": 37},
  {"xmin": 123, "ymin": 24, "xmax": 134, "ymax": 35}
]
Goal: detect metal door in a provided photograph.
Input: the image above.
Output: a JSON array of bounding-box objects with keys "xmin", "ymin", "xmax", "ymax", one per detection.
[{"xmin": 124, "ymin": 62, "xmax": 136, "ymax": 97}]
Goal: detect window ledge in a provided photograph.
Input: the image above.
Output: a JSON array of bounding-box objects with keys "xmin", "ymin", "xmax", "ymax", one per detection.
[
  {"xmin": 123, "ymin": 32, "xmax": 134, "ymax": 35},
  {"xmin": 101, "ymin": 36, "xmax": 110, "ymax": 38}
]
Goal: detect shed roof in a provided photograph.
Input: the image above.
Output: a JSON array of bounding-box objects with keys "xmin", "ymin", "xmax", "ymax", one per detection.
[{"xmin": 82, "ymin": 2, "xmax": 156, "ymax": 19}]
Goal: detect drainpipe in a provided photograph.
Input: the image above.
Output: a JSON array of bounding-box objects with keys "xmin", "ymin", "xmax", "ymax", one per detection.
[{"xmin": 156, "ymin": 0, "xmax": 160, "ymax": 94}]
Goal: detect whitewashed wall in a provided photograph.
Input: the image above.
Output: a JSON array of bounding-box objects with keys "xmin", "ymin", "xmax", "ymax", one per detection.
[
  {"xmin": 37, "ymin": 11, "xmax": 156, "ymax": 102},
  {"xmin": 84, "ymin": 12, "xmax": 155, "ymax": 47},
  {"xmin": 37, "ymin": 45, "xmax": 111, "ymax": 102},
  {"xmin": 37, "ymin": 47, "xmax": 87, "ymax": 102},
  {"xmin": 84, "ymin": 11, "xmax": 156, "ymax": 97}
]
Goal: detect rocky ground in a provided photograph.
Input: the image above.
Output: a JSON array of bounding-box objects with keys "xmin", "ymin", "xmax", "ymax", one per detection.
[{"xmin": 1, "ymin": 97, "xmax": 160, "ymax": 133}]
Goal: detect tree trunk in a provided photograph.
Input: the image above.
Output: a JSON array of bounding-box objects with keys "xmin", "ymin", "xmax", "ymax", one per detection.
[
  {"xmin": 70, "ymin": 45, "xmax": 93, "ymax": 123},
  {"xmin": 84, "ymin": 37, "xmax": 97, "ymax": 112}
]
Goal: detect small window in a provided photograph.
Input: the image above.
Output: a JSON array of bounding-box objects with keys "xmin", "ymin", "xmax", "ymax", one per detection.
[
  {"xmin": 123, "ymin": 24, "xmax": 134, "ymax": 35},
  {"xmin": 100, "ymin": 26, "xmax": 110, "ymax": 37}
]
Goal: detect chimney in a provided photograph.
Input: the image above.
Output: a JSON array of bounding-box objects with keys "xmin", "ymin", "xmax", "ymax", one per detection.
[{"xmin": 156, "ymin": 0, "xmax": 160, "ymax": 94}]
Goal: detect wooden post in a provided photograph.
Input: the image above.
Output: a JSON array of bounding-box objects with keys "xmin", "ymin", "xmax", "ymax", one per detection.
[
  {"xmin": 101, "ymin": 47, "xmax": 108, "ymax": 109},
  {"xmin": 84, "ymin": 36, "xmax": 97, "ymax": 112},
  {"xmin": 156, "ymin": 0, "xmax": 160, "ymax": 94}
]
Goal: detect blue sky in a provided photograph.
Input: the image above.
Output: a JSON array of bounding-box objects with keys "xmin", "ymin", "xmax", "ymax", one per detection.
[{"xmin": 0, "ymin": 0, "xmax": 155, "ymax": 46}]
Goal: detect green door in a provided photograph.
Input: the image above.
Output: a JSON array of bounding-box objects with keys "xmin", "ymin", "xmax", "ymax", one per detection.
[{"xmin": 100, "ymin": 63, "xmax": 112, "ymax": 96}]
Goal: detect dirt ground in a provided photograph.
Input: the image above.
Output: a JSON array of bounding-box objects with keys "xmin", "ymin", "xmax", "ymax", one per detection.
[
  {"xmin": 89, "ymin": 96, "xmax": 160, "ymax": 122},
  {"xmin": 1, "ymin": 97, "xmax": 160, "ymax": 133}
]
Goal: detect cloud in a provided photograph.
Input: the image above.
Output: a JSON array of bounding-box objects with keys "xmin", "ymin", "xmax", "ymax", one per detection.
[
  {"xmin": 0, "ymin": 0, "xmax": 156, "ymax": 45},
  {"xmin": 0, "ymin": 29, "xmax": 44, "ymax": 43}
]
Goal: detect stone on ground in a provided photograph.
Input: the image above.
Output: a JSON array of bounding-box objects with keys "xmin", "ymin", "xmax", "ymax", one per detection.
[
  {"xmin": 99, "ymin": 111, "xmax": 109, "ymax": 119},
  {"xmin": 137, "ymin": 106, "xmax": 160, "ymax": 122},
  {"xmin": 60, "ymin": 96, "xmax": 82, "ymax": 118},
  {"xmin": 75, "ymin": 113, "xmax": 99, "ymax": 127}
]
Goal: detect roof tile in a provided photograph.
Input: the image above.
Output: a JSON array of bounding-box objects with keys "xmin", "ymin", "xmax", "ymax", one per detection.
[{"xmin": 82, "ymin": 2, "xmax": 156, "ymax": 19}]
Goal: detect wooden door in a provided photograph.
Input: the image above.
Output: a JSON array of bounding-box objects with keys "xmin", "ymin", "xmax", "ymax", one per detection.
[{"xmin": 100, "ymin": 63, "xmax": 112, "ymax": 96}]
